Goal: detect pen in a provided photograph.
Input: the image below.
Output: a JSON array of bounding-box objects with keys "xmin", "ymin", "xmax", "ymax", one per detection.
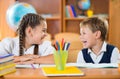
[
  {"xmin": 31, "ymin": 64, "xmax": 36, "ymax": 69},
  {"xmin": 62, "ymin": 42, "xmax": 66, "ymax": 50},
  {"xmin": 64, "ymin": 42, "xmax": 68, "ymax": 50},
  {"xmin": 61, "ymin": 38, "xmax": 64, "ymax": 48},
  {"xmin": 56, "ymin": 41, "xmax": 60, "ymax": 51},
  {"xmin": 59, "ymin": 41, "xmax": 62, "ymax": 50},
  {"xmin": 66, "ymin": 42, "xmax": 70, "ymax": 50}
]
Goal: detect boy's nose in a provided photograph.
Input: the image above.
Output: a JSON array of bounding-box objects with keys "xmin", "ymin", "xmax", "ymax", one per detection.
[
  {"xmin": 44, "ymin": 33, "xmax": 47, "ymax": 36},
  {"xmin": 80, "ymin": 35, "xmax": 82, "ymax": 39}
]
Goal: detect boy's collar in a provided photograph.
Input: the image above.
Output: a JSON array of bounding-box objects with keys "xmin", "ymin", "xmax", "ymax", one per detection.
[{"xmin": 88, "ymin": 41, "xmax": 107, "ymax": 54}]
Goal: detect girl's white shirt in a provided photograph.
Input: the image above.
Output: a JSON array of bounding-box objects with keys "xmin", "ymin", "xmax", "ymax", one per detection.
[{"xmin": 0, "ymin": 37, "xmax": 54, "ymax": 56}]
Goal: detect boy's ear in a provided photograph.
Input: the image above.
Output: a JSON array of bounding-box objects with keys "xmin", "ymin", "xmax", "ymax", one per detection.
[
  {"xmin": 25, "ymin": 26, "xmax": 33, "ymax": 37},
  {"xmin": 95, "ymin": 30, "xmax": 101, "ymax": 39}
]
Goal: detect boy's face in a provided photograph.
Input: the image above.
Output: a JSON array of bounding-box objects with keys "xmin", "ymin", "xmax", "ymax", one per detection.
[
  {"xmin": 30, "ymin": 21, "xmax": 47, "ymax": 44},
  {"xmin": 80, "ymin": 26, "xmax": 98, "ymax": 48}
]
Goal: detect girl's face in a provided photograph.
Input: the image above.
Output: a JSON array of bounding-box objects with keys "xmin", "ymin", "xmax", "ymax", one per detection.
[
  {"xmin": 28, "ymin": 21, "xmax": 47, "ymax": 45},
  {"xmin": 80, "ymin": 26, "xmax": 97, "ymax": 48}
]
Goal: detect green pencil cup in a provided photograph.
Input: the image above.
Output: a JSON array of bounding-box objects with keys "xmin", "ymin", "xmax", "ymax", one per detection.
[{"xmin": 53, "ymin": 50, "xmax": 68, "ymax": 71}]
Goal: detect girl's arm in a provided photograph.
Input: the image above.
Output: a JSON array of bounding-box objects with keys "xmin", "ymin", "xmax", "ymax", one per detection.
[
  {"xmin": 14, "ymin": 56, "xmax": 32, "ymax": 63},
  {"xmin": 14, "ymin": 54, "xmax": 39, "ymax": 63},
  {"xmin": 33, "ymin": 54, "xmax": 54, "ymax": 64},
  {"xmin": 14, "ymin": 54, "xmax": 54, "ymax": 64}
]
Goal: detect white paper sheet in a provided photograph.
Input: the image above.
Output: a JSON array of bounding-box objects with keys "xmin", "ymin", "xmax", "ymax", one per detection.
[
  {"xmin": 16, "ymin": 63, "xmax": 118, "ymax": 68},
  {"xmin": 76, "ymin": 63, "xmax": 118, "ymax": 68},
  {"xmin": 16, "ymin": 64, "xmax": 39, "ymax": 68}
]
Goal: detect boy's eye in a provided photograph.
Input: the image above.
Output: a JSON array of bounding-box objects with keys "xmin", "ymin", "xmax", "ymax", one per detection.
[
  {"xmin": 80, "ymin": 32, "xmax": 86, "ymax": 35},
  {"xmin": 42, "ymin": 29, "xmax": 47, "ymax": 33}
]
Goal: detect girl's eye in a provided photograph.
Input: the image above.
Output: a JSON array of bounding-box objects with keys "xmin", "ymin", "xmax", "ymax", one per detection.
[{"xmin": 83, "ymin": 32, "xmax": 86, "ymax": 35}]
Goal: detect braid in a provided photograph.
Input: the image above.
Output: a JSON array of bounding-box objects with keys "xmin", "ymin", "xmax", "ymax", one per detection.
[
  {"xmin": 34, "ymin": 44, "xmax": 39, "ymax": 55},
  {"xmin": 17, "ymin": 13, "xmax": 45, "ymax": 56},
  {"xmin": 18, "ymin": 20, "xmax": 26, "ymax": 56},
  {"xmin": 19, "ymin": 30, "xmax": 24, "ymax": 56}
]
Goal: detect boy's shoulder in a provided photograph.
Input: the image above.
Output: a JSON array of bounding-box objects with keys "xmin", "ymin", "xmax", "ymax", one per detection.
[{"xmin": 107, "ymin": 43, "xmax": 115, "ymax": 48}]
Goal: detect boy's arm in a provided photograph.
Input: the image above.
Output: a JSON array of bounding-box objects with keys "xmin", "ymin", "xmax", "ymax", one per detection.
[
  {"xmin": 111, "ymin": 47, "xmax": 120, "ymax": 63},
  {"xmin": 77, "ymin": 50, "xmax": 86, "ymax": 64}
]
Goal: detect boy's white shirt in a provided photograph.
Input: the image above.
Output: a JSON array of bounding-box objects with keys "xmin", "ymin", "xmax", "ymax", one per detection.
[
  {"xmin": 77, "ymin": 41, "xmax": 120, "ymax": 64},
  {"xmin": 0, "ymin": 37, "xmax": 54, "ymax": 56}
]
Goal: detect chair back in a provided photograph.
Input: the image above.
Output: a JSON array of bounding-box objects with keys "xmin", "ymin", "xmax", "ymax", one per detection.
[{"xmin": 54, "ymin": 32, "xmax": 83, "ymax": 62}]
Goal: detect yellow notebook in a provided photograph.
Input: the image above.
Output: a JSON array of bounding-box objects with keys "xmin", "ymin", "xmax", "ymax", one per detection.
[
  {"xmin": 42, "ymin": 66, "xmax": 84, "ymax": 76},
  {"xmin": 0, "ymin": 64, "xmax": 16, "ymax": 76},
  {"xmin": 0, "ymin": 66, "xmax": 16, "ymax": 76}
]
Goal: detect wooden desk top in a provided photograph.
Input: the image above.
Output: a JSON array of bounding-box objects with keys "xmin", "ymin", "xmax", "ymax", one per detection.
[{"xmin": 1, "ymin": 68, "xmax": 120, "ymax": 79}]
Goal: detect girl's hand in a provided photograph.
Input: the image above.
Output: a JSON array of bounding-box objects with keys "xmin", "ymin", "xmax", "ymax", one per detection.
[
  {"xmin": 24, "ymin": 54, "xmax": 40, "ymax": 59},
  {"xmin": 15, "ymin": 60, "xmax": 35, "ymax": 64},
  {"xmin": 14, "ymin": 54, "xmax": 40, "ymax": 63},
  {"xmin": 14, "ymin": 55, "xmax": 32, "ymax": 62}
]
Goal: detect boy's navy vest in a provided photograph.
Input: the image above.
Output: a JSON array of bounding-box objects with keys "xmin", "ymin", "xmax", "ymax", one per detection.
[{"xmin": 82, "ymin": 44, "xmax": 115, "ymax": 64}]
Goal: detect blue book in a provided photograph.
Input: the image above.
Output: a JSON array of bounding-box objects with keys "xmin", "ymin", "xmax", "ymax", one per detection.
[
  {"xmin": 70, "ymin": 5, "xmax": 77, "ymax": 17},
  {"xmin": 0, "ymin": 54, "xmax": 14, "ymax": 63},
  {"xmin": 0, "ymin": 54, "xmax": 13, "ymax": 59}
]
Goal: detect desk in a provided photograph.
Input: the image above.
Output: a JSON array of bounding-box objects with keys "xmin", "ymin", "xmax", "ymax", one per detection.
[{"xmin": 1, "ymin": 68, "xmax": 120, "ymax": 79}]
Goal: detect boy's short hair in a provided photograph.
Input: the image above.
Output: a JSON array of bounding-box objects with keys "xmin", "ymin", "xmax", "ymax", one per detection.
[{"xmin": 80, "ymin": 17, "xmax": 108, "ymax": 41}]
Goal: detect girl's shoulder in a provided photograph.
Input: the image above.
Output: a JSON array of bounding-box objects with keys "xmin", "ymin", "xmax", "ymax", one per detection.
[
  {"xmin": 1, "ymin": 38, "xmax": 13, "ymax": 43},
  {"xmin": 0, "ymin": 37, "xmax": 19, "ymax": 45},
  {"xmin": 39, "ymin": 40, "xmax": 52, "ymax": 46}
]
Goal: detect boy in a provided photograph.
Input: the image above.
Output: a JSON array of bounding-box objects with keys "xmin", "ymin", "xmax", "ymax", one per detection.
[{"xmin": 77, "ymin": 17, "xmax": 120, "ymax": 64}]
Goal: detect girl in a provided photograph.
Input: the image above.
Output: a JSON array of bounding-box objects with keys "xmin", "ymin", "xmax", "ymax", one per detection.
[{"xmin": 0, "ymin": 13, "xmax": 55, "ymax": 64}]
